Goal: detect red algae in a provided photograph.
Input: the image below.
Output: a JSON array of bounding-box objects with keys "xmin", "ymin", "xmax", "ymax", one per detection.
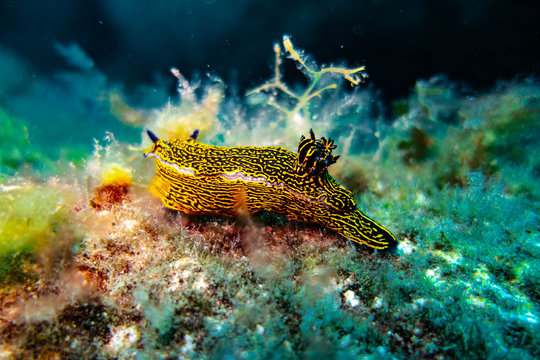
[{"xmin": 90, "ymin": 183, "xmax": 130, "ymax": 210}]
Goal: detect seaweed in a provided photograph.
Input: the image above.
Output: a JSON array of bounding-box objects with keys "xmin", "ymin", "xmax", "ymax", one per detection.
[{"xmin": 0, "ymin": 36, "xmax": 538, "ymax": 359}]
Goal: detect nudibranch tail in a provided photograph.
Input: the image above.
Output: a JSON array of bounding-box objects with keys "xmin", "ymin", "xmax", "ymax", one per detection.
[{"xmin": 331, "ymin": 209, "xmax": 396, "ymax": 250}]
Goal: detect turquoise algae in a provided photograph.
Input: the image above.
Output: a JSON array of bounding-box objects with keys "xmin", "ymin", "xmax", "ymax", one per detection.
[{"xmin": 0, "ymin": 33, "xmax": 538, "ymax": 359}]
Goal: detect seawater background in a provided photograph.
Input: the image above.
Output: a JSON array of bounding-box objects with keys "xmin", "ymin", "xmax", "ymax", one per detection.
[
  {"xmin": 0, "ymin": 0, "xmax": 539, "ymax": 162},
  {"xmin": 0, "ymin": 1, "xmax": 539, "ymax": 359}
]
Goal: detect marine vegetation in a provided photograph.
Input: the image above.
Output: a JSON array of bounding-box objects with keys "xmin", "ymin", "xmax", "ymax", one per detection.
[
  {"xmin": 0, "ymin": 36, "xmax": 538, "ymax": 359},
  {"xmin": 144, "ymin": 128, "xmax": 396, "ymax": 250}
]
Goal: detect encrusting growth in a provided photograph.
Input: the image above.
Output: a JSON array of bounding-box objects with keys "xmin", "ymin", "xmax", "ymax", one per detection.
[{"xmin": 144, "ymin": 129, "xmax": 396, "ymax": 250}]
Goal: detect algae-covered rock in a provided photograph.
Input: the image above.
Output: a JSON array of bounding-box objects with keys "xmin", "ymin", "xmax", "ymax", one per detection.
[{"xmin": 0, "ymin": 180, "xmax": 77, "ymax": 283}]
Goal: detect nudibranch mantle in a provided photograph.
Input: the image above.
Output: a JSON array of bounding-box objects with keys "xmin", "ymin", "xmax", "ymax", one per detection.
[{"xmin": 144, "ymin": 129, "xmax": 396, "ymax": 250}]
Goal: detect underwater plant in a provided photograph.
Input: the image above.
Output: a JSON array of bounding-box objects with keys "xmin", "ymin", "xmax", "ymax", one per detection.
[
  {"xmin": 1, "ymin": 30, "xmax": 538, "ymax": 360},
  {"xmin": 247, "ymin": 35, "xmax": 369, "ymax": 133},
  {"xmin": 90, "ymin": 163, "xmax": 133, "ymax": 210},
  {"xmin": 0, "ymin": 180, "xmax": 78, "ymax": 283},
  {"xmin": 0, "ymin": 108, "xmax": 39, "ymax": 173}
]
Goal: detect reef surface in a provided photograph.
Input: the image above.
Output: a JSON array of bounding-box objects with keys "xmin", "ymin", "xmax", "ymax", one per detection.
[{"xmin": 0, "ymin": 38, "xmax": 538, "ymax": 359}]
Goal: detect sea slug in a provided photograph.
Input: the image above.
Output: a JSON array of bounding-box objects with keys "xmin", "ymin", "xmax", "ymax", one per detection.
[{"xmin": 144, "ymin": 129, "xmax": 396, "ymax": 250}]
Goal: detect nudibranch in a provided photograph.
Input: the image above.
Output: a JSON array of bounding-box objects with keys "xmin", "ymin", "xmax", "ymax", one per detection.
[{"xmin": 144, "ymin": 129, "xmax": 396, "ymax": 250}]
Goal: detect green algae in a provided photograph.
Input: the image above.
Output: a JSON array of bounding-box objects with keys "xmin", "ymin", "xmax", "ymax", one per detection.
[
  {"xmin": 0, "ymin": 108, "xmax": 39, "ymax": 173},
  {"xmin": 0, "ymin": 38, "xmax": 538, "ymax": 359},
  {"xmin": 0, "ymin": 181, "xmax": 77, "ymax": 283}
]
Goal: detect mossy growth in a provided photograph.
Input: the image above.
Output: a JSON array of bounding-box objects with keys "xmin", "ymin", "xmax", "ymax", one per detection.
[
  {"xmin": 388, "ymin": 79, "xmax": 540, "ymax": 192},
  {"xmin": 0, "ymin": 108, "xmax": 39, "ymax": 173},
  {"xmin": 90, "ymin": 163, "xmax": 132, "ymax": 210},
  {"xmin": 0, "ymin": 181, "xmax": 77, "ymax": 283},
  {"xmin": 0, "ymin": 36, "xmax": 538, "ymax": 359},
  {"xmin": 397, "ymin": 126, "xmax": 435, "ymax": 164}
]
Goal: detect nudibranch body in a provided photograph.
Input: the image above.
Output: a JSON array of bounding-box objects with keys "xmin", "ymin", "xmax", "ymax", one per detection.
[{"xmin": 144, "ymin": 129, "xmax": 396, "ymax": 250}]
